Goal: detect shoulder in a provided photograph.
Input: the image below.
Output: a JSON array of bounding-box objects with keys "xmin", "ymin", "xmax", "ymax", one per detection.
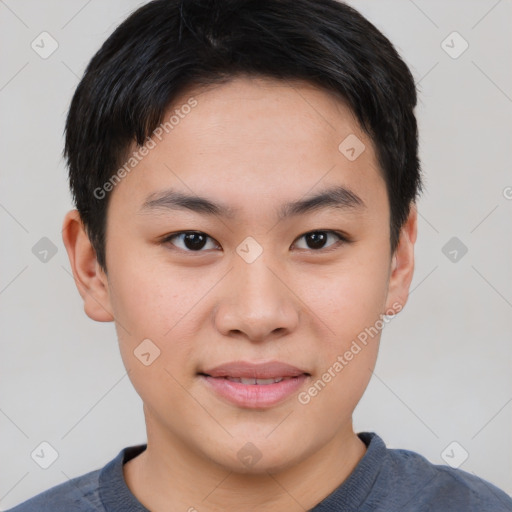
[
  {"xmin": 5, "ymin": 444, "xmax": 146, "ymax": 512},
  {"xmin": 5, "ymin": 467, "xmax": 103, "ymax": 512},
  {"xmin": 381, "ymin": 443, "xmax": 512, "ymax": 511}
]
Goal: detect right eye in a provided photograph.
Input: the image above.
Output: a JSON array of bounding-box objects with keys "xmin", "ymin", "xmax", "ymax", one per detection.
[{"xmin": 161, "ymin": 231, "xmax": 221, "ymax": 252}]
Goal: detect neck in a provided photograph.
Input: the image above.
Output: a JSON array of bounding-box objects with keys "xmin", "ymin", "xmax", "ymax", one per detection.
[{"xmin": 124, "ymin": 420, "xmax": 367, "ymax": 512}]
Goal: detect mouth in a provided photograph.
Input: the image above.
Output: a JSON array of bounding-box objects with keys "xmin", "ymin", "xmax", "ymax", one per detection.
[
  {"xmin": 210, "ymin": 376, "xmax": 295, "ymax": 385},
  {"xmin": 198, "ymin": 361, "xmax": 310, "ymax": 408}
]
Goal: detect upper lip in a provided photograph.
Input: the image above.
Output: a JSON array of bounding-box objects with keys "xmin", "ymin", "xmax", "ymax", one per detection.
[{"xmin": 201, "ymin": 361, "xmax": 309, "ymax": 379}]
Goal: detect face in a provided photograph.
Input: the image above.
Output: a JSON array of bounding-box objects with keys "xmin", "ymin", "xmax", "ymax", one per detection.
[{"xmin": 67, "ymin": 76, "xmax": 415, "ymax": 474}]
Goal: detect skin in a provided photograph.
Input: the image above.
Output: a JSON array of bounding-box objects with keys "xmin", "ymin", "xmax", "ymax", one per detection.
[{"xmin": 63, "ymin": 75, "xmax": 417, "ymax": 512}]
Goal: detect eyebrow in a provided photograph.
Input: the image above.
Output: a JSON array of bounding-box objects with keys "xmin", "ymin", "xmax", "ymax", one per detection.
[{"xmin": 140, "ymin": 185, "xmax": 365, "ymax": 219}]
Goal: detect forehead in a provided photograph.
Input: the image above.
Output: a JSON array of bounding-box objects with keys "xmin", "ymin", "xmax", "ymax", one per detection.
[
  {"xmin": 109, "ymin": 75, "xmax": 386, "ymax": 218},
  {"xmin": 178, "ymin": 75, "xmax": 363, "ymax": 154}
]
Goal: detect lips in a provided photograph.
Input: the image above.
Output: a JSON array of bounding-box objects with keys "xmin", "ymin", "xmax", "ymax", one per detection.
[
  {"xmin": 223, "ymin": 376, "xmax": 288, "ymax": 385},
  {"xmin": 200, "ymin": 360, "xmax": 309, "ymax": 380},
  {"xmin": 199, "ymin": 361, "xmax": 310, "ymax": 408}
]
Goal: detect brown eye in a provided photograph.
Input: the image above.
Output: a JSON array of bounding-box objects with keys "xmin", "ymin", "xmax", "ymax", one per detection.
[
  {"xmin": 293, "ymin": 231, "xmax": 346, "ymax": 250},
  {"xmin": 164, "ymin": 231, "xmax": 219, "ymax": 251}
]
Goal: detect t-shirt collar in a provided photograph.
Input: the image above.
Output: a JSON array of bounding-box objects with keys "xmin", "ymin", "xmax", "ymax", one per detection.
[{"xmin": 99, "ymin": 432, "xmax": 385, "ymax": 512}]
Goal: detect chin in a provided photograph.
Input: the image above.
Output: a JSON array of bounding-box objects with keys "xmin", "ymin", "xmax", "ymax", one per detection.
[{"xmin": 205, "ymin": 435, "xmax": 313, "ymax": 476}]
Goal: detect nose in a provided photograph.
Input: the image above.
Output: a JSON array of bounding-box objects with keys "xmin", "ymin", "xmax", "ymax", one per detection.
[{"xmin": 214, "ymin": 256, "xmax": 300, "ymax": 343}]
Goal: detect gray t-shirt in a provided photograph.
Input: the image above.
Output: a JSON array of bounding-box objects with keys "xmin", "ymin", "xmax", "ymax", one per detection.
[{"xmin": 6, "ymin": 432, "xmax": 512, "ymax": 511}]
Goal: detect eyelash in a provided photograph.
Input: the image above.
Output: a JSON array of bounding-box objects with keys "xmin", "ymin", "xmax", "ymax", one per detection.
[{"xmin": 160, "ymin": 230, "xmax": 350, "ymax": 253}]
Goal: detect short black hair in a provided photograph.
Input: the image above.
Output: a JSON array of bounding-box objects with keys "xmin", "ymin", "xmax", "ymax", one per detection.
[{"xmin": 64, "ymin": 0, "xmax": 422, "ymax": 271}]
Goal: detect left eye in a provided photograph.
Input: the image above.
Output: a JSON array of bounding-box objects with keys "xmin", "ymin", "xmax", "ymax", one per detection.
[{"xmin": 293, "ymin": 230, "xmax": 345, "ymax": 250}]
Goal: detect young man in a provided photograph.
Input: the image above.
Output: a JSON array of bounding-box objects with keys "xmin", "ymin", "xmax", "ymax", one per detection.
[{"xmin": 8, "ymin": 0, "xmax": 512, "ymax": 510}]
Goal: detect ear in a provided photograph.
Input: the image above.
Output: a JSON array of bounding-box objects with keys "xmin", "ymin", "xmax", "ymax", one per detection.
[
  {"xmin": 384, "ymin": 203, "xmax": 418, "ymax": 314},
  {"xmin": 62, "ymin": 210, "xmax": 114, "ymax": 322}
]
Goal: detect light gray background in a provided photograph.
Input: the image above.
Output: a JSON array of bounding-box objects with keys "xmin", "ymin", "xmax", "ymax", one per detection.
[{"xmin": 1, "ymin": 0, "xmax": 511, "ymax": 508}]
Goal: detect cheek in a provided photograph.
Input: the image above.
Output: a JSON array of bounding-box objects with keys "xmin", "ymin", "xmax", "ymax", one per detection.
[
  {"xmin": 107, "ymin": 253, "xmax": 201, "ymax": 331},
  {"xmin": 297, "ymin": 243, "xmax": 390, "ymax": 410},
  {"xmin": 297, "ymin": 266, "xmax": 387, "ymax": 420},
  {"xmin": 106, "ymin": 256, "xmax": 202, "ymax": 372},
  {"xmin": 107, "ymin": 261, "xmax": 203, "ymax": 411},
  {"xmin": 305, "ymin": 252, "xmax": 390, "ymax": 343}
]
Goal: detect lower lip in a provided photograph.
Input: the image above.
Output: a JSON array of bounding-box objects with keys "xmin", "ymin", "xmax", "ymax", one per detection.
[{"xmin": 201, "ymin": 375, "xmax": 309, "ymax": 408}]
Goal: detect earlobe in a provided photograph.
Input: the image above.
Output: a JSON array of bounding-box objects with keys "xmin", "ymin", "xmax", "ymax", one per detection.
[
  {"xmin": 385, "ymin": 203, "xmax": 418, "ymax": 314},
  {"xmin": 62, "ymin": 210, "xmax": 114, "ymax": 322}
]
